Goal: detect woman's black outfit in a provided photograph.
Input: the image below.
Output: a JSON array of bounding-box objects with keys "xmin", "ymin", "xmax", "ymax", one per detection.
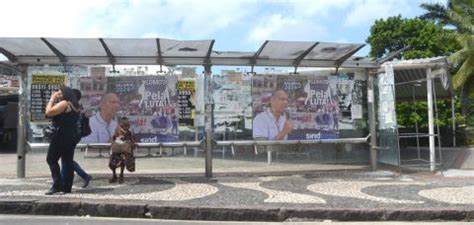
[{"xmin": 46, "ymin": 109, "xmax": 80, "ymax": 194}]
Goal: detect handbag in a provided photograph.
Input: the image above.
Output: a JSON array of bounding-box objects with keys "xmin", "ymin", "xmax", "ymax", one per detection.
[
  {"xmin": 43, "ymin": 124, "xmax": 58, "ymax": 140},
  {"xmin": 78, "ymin": 112, "xmax": 91, "ymax": 137},
  {"xmin": 44, "ymin": 109, "xmax": 66, "ymax": 141}
]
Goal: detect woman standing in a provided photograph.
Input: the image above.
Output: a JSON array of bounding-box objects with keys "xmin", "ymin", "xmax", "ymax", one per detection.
[{"xmin": 44, "ymin": 86, "xmax": 80, "ymax": 195}]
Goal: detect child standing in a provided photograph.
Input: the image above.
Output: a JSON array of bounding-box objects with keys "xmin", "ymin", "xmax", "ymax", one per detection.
[{"xmin": 109, "ymin": 117, "xmax": 136, "ymax": 184}]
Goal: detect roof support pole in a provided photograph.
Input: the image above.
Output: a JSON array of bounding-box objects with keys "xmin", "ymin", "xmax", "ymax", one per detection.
[
  {"xmin": 293, "ymin": 42, "xmax": 319, "ymax": 74},
  {"xmin": 0, "ymin": 48, "xmax": 17, "ymax": 63},
  {"xmin": 156, "ymin": 38, "xmax": 164, "ymax": 73},
  {"xmin": 432, "ymin": 76, "xmax": 443, "ymax": 170},
  {"xmin": 204, "ymin": 64, "xmax": 213, "ymax": 178},
  {"xmin": 413, "ymin": 85, "xmax": 421, "ymax": 159},
  {"xmin": 17, "ymin": 64, "xmax": 28, "ymax": 178},
  {"xmin": 41, "ymin": 38, "xmax": 67, "ymax": 63},
  {"xmin": 367, "ymin": 70, "xmax": 377, "ymax": 171},
  {"xmin": 426, "ymin": 68, "xmax": 436, "ymax": 171},
  {"xmin": 204, "ymin": 40, "xmax": 215, "ymax": 178},
  {"xmin": 250, "ymin": 41, "xmax": 268, "ymax": 73},
  {"xmin": 451, "ymin": 96, "xmax": 456, "ymax": 147}
]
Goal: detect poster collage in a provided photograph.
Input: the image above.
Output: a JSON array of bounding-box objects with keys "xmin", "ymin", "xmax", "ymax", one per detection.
[
  {"xmin": 252, "ymin": 74, "xmax": 361, "ymax": 140},
  {"xmin": 29, "ymin": 67, "xmax": 363, "ymax": 143},
  {"xmin": 0, "ymin": 74, "xmax": 19, "ymax": 96}
]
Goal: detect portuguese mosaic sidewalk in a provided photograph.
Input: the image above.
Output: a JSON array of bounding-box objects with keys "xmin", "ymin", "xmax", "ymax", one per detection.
[{"xmin": 0, "ymin": 168, "xmax": 472, "ymax": 222}]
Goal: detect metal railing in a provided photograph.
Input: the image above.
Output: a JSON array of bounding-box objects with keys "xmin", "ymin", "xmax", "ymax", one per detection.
[{"xmin": 27, "ymin": 135, "xmax": 370, "ymax": 164}]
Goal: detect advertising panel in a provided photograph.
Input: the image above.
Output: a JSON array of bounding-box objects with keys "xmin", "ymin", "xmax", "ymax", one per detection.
[
  {"xmin": 212, "ymin": 73, "xmax": 252, "ymax": 132},
  {"xmin": 107, "ymin": 76, "xmax": 178, "ymax": 142},
  {"xmin": 30, "ymin": 74, "xmax": 66, "ymax": 122},
  {"xmin": 176, "ymin": 80, "xmax": 195, "ymax": 126},
  {"xmin": 252, "ymin": 74, "xmax": 340, "ymax": 140}
]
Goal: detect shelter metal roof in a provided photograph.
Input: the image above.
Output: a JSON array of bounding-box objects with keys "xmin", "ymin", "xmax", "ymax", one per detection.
[
  {"xmin": 0, "ymin": 37, "xmax": 377, "ymax": 68},
  {"xmin": 381, "ymin": 57, "xmax": 453, "ymax": 100}
]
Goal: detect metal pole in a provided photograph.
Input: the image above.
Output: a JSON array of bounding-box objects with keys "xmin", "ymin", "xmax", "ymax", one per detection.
[
  {"xmin": 412, "ymin": 85, "xmax": 421, "ymax": 159},
  {"xmin": 204, "ymin": 65, "xmax": 213, "ymax": 178},
  {"xmin": 194, "ymin": 113, "xmax": 199, "ymax": 157},
  {"xmin": 17, "ymin": 65, "xmax": 28, "ymax": 178},
  {"xmin": 426, "ymin": 68, "xmax": 436, "ymax": 171},
  {"xmin": 367, "ymin": 71, "xmax": 377, "ymax": 171},
  {"xmin": 432, "ymin": 78, "xmax": 443, "ymax": 169},
  {"xmin": 451, "ymin": 96, "xmax": 456, "ymax": 147}
]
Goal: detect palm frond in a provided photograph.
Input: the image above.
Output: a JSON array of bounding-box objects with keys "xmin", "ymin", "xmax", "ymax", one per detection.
[
  {"xmin": 452, "ymin": 55, "xmax": 474, "ymax": 90},
  {"xmin": 448, "ymin": 9, "xmax": 474, "ymax": 33},
  {"xmin": 449, "ymin": 48, "xmax": 468, "ymax": 65},
  {"xmin": 419, "ymin": 3, "xmax": 450, "ymax": 26}
]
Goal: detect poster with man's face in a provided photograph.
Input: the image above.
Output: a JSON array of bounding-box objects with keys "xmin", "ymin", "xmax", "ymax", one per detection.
[
  {"xmin": 252, "ymin": 74, "xmax": 340, "ymax": 140},
  {"xmin": 108, "ymin": 76, "xmax": 179, "ymax": 142}
]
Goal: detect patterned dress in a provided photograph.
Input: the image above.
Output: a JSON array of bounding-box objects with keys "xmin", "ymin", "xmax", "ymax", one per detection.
[{"xmin": 109, "ymin": 129, "xmax": 136, "ymax": 172}]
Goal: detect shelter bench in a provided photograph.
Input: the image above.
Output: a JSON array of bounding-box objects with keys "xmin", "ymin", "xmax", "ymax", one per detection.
[
  {"xmin": 27, "ymin": 136, "xmax": 369, "ymax": 164},
  {"xmin": 217, "ymin": 135, "xmax": 370, "ymax": 164}
]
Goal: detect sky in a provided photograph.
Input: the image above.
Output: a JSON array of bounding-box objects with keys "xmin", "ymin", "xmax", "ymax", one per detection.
[{"xmin": 0, "ymin": 0, "xmax": 445, "ymax": 61}]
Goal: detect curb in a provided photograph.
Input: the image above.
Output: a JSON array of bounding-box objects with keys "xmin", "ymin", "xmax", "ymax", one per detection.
[{"xmin": 1, "ymin": 200, "xmax": 472, "ymax": 222}]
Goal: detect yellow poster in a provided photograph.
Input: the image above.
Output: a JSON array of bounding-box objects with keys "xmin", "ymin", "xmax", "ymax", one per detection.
[
  {"xmin": 176, "ymin": 80, "xmax": 195, "ymax": 126},
  {"xmin": 30, "ymin": 74, "xmax": 66, "ymax": 122}
]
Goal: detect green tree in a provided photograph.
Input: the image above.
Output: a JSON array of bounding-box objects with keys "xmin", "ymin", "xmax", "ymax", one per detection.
[
  {"xmin": 450, "ymin": 9, "xmax": 474, "ymax": 125},
  {"xmin": 420, "ymin": 2, "xmax": 451, "ymax": 26},
  {"xmin": 447, "ymin": 2, "xmax": 474, "ymax": 89},
  {"xmin": 420, "ymin": 0, "xmax": 472, "ymax": 33},
  {"xmin": 396, "ymin": 99, "xmax": 464, "ymax": 129},
  {"xmin": 420, "ymin": 0, "xmax": 473, "ymax": 124},
  {"xmin": 366, "ymin": 15, "xmax": 459, "ymax": 59}
]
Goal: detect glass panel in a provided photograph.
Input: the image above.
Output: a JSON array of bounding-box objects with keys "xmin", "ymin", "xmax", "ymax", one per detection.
[
  {"xmin": 212, "ymin": 69, "xmax": 369, "ymax": 173},
  {"xmin": 375, "ymin": 64, "xmax": 400, "ymax": 166},
  {"xmin": 304, "ymin": 42, "xmax": 364, "ymax": 60},
  {"xmin": 25, "ymin": 65, "xmax": 206, "ymax": 177},
  {"xmin": 104, "ymin": 38, "xmax": 157, "ymax": 57},
  {"xmin": 160, "ymin": 39, "xmax": 213, "ymax": 57},
  {"xmin": 0, "ymin": 38, "xmax": 54, "ymax": 56},
  {"xmin": 259, "ymin": 41, "xmax": 316, "ymax": 59},
  {"xmin": 23, "ymin": 65, "xmax": 371, "ymax": 177},
  {"xmin": 46, "ymin": 38, "xmax": 106, "ymax": 57}
]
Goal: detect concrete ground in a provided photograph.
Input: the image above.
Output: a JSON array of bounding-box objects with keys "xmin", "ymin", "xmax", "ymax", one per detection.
[
  {"xmin": 1, "ymin": 147, "xmax": 370, "ymax": 178},
  {"xmin": 0, "ymin": 147, "xmax": 472, "ymax": 222}
]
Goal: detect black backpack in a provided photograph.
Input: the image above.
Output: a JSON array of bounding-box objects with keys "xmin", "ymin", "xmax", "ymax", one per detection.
[{"xmin": 77, "ymin": 112, "xmax": 92, "ymax": 137}]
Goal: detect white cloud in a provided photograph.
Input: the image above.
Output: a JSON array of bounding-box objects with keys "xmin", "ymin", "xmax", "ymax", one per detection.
[
  {"xmin": 0, "ymin": 0, "xmax": 108, "ymax": 37},
  {"xmin": 290, "ymin": 0, "xmax": 351, "ymax": 18},
  {"xmin": 0, "ymin": 0, "xmax": 429, "ymax": 55},
  {"xmin": 0, "ymin": 0, "xmax": 253, "ymax": 39},
  {"xmin": 70, "ymin": 0, "xmax": 254, "ymax": 39},
  {"xmin": 343, "ymin": 0, "xmax": 412, "ymax": 27},
  {"xmin": 247, "ymin": 14, "xmax": 328, "ymax": 44}
]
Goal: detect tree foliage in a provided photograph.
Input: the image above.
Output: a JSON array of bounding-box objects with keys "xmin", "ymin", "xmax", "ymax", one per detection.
[
  {"xmin": 420, "ymin": 0, "xmax": 473, "ymax": 89},
  {"xmin": 446, "ymin": 2, "xmax": 474, "ymax": 91},
  {"xmin": 366, "ymin": 15, "xmax": 459, "ymax": 59},
  {"xmin": 396, "ymin": 99, "xmax": 465, "ymax": 129},
  {"xmin": 419, "ymin": 2, "xmax": 452, "ymax": 27}
]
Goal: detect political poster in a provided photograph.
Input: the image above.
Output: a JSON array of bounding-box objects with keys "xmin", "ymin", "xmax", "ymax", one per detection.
[
  {"xmin": 74, "ymin": 76, "xmax": 108, "ymax": 114},
  {"xmin": 252, "ymin": 74, "xmax": 340, "ymax": 140},
  {"xmin": 212, "ymin": 72, "xmax": 252, "ymax": 132},
  {"xmin": 0, "ymin": 75, "xmax": 19, "ymax": 96},
  {"xmin": 337, "ymin": 73, "xmax": 355, "ymax": 123},
  {"xmin": 30, "ymin": 74, "xmax": 66, "ymax": 122},
  {"xmin": 108, "ymin": 76, "xmax": 178, "ymax": 142},
  {"xmin": 176, "ymin": 80, "xmax": 195, "ymax": 126}
]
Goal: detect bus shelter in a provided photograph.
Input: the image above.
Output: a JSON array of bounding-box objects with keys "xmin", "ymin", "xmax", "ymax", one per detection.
[
  {"xmin": 0, "ymin": 37, "xmax": 451, "ymax": 178},
  {"xmin": 378, "ymin": 57, "xmax": 455, "ymax": 171}
]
